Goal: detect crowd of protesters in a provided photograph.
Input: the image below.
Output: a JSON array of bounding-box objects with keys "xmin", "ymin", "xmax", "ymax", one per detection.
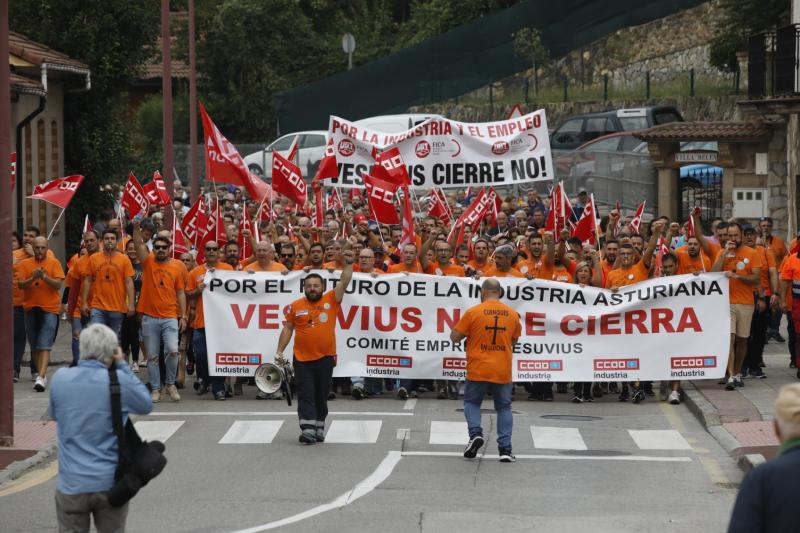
[{"xmin": 11, "ymin": 177, "xmax": 800, "ymax": 406}]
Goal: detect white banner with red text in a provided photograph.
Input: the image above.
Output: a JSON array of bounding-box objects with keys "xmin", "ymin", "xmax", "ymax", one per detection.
[
  {"xmin": 203, "ymin": 271, "xmax": 730, "ymax": 381},
  {"xmin": 326, "ymin": 111, "xmax": 553, "ymax": 189}
]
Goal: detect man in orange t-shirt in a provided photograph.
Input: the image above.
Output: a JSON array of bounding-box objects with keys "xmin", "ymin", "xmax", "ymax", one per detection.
[
  {"xmin": 18, "ymin": 236, "xmax": 64, "ymax": 392},
  {"xmin": 277, "ymin": 257, "xmax": 354, "ymax": 443},
  {"xmin": 605, "ymin": 222, "xmax": 660, "ymax": 290},
  {"xmin": 245, "ymin": 241, "xmax": 289, "ymax": 273},
  {"xmin": 133, "ymin": 220, "xmax": 188, "ymax": 404},
  {"xmin": 451, "ymin": 278, "xmax": 521, "ymax": 462},
  {"xmin": 81, "ymin": 229, "xmax": 135, "ymax": 339},
  {"xmin": 480, "ymin": 245, "xmax": 523, "ymax": 278},
  {"xmin": 517, "ymin": 232, "xmax": 554, "ymax": 280},
  {"xmin": 65, "ymin": 230, "xmax": 100, "ymax": 366},
  {"xmin": 186, "ymin": 240, "xmax": 233, "ymax": 400},
  {"xmin": 780, "ymin": 252, "xmax": 800, "ymax": 373},
  {"xmin": 421, "ymin": 230, "xmax": 465, "ymax": 277},
  {"xmin": 712, "ymin": 222, "xmax": 762, "ymax": 389},
  {"xmin": 675, "ymin": 236, "xmax": 712, "ymax": 274},
  {"xmin": 388, "ymin": 243, "xmax": 422, "ymax": 274},
  {"xmin": 466, "ymin": 239, "xmax": 493, "ymax": 274}
]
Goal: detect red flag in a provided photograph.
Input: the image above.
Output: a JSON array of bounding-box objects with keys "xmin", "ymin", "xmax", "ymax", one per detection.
[
  {"xmin": 348, "ymin": 188, "xmax": 362, "ymax": 203},
  {"xmin": 572, "ymin": 194, "xmax": 598, "ymax": 245},
  {"xmin": 286, "ymin": 136, "xmax": 299, "ymax": 164},
  {"xmin": 272, "ymin": 151, "xmax": 308, "ymax": 205},
  {"xmin": 653, "ymin": 235, "xmax": 671, "ymax": 277},
  {"xmin": 200, "ymin": 102, "xmax": 270, "ymax": 201},
  {"xmin": 544, "ymin": 183, "xmax": 573, "ymax": 239},
  {"xmin": 398, "ymin": 187, "xmax": 415, "ymax": 249},
  {"xmin": 630, "ymin": 201, "xmax": 646, "ymax": 235},
  {"xmin": 181, "ymin": 195, "xmax": 208, "ymax": 246},
  {"xmin": 28, "ymin": 175, "xmax": 84, "ymax": 209},
  {"xmin": 79, "ymin": 215, "xmax": 92, "ymax": 248},
  {"xmin": 119, "ymin": 173, "xmax": 149, "ymax": 218},
  {"xmin": 486, "ymin": 187, "xmax": 503, "ymax": 226},
  {"xmin": 143, "ymin": 170, "xmax": 171, "ymax": 206},
  {"xmin": 364, "ymin": 173, "xmax": 400, "ymax": 224},
  {"xmin": 313, "ymin": 188, "xmax": 324, "ymax": 228},
  {"xmin": 452, "ymin": 189, "xmax": 492, "ymax": 237},
  {"xmin": 686, "ymin": 206, "xmax": 700, "ymax": 238},
  {"xmin": 312, "ymin": 138, "xmax": 339, "ymax": 189},
  {"xmin": 196, "ymin": 202, "xmax": 224, "ymax": 264},
  {"xmin": 326, "ymin": 188, "xmax": 343, "ymax": 212},
  {"xmin": 10, "ymin": 152, "xmax": 16, "ymax": 190},
  {"xmin": 238, "ymin": 216, "xmax": 253, "ymax": 261},
  {"xmin": 427, "ymin": 189, "xmax": 450, "ymax": 223},
  {"xmin": 372, "ymin": 146, "xmax": 411, "ymax": 186},
  {"xmin": 171, "ymin": 213, "xmax": 189, "ymax": 259}
]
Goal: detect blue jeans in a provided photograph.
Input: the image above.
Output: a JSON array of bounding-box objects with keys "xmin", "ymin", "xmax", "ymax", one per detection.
[
  {"xmin": 141, "ymin": 315, "xmax": 179, "ymax": 390},
  {"xmin": 13, "ymin": 306, "xmax": 28, "ymax": 374},
  {"xmin": 89, "ymin": 309, "xmax": 124, "ymax": 339},
  {"xmin": 24, "ymin": 308, "xmax": 58, "ymax": 351},
  {"xmin": 463, "ymin": 380, "xmax": 513, "ymax": 450},
  {"xmin": 71, "ymin": 317, "xmax": 84, "ymax": 366},
  {"xmin": 192, "ymin": 329, "xmax": 224, "ymax": 394}
]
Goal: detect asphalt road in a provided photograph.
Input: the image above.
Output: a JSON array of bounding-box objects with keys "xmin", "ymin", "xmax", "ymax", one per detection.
[{"xmin": 2, "ymin": 378, "xmax": 741, "ymax": 533}]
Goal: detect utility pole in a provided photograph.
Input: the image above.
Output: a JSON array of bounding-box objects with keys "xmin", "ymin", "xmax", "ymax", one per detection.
[
  {"xmin": 188, "ymin": 0, "xmax": 198, "ymax": 203},
  {"xmin": 162, "ymin": 0, "xmax": 174, "ymax": 225}
]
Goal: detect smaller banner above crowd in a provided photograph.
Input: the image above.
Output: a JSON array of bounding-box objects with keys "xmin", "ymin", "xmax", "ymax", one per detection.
[
  {"xmin": 204, "ymin": 271, "xmax": 731, "ymax": 381},
  {"xmin": 326, "ymin": 110, "xmax": 553, "ymax": 189}
]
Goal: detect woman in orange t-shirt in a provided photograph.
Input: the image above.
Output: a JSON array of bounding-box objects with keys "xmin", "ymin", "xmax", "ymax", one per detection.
[{"xmin": 572, "ymin": 257, "xmax": 603, "ymax": 403}]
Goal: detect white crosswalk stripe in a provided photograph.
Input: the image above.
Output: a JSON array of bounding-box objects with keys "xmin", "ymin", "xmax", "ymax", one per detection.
[
  {"xmin": 429, "ymin": 421, "xmax": 468, "ymax": 445},
  {"xmin": 627, "ymin": 429, "xmax": 692, "ymax": 450},
  {"xmin": 219, "ymin": 421, "xmax": 284, "ymax": 444},
  {"xmin": 324, "ymin": 420, "xmax": 383, "ymax": 443},
  {"xmin": 134, "ymin": 421, "xmax": 184, "ymax": 443},
  {"xmin": 530, "ymin": 426, "xmax": 588, "ymax": 450}
]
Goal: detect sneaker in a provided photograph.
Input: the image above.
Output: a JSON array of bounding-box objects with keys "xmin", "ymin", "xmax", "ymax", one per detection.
[
  {"xmin": 233, "ymin": 381, "xmax": 243, "ymax": 396},
  {"xmin": 734, "ymin": 375, "xmax": 744, "ymax": 388},
  {"xmin": 584, "ymin": 394, "xmax": 594, "ymax": 403},
  {"xmin": 463, "ymin": 434, "xmax": 485, "ymax": 459},
  {"xmin": 498, "ymin": 448, "xmax": 516, "ymax": 463},
  {"xmin": 397, "ymin": 387, "xmax": 408, "ymax": 400},
  {"xmin": 299, "ymin": 432, "xmax": 316, "ymax": 445},
  {"xmin": 215, "ymin": 391, "xmax": 226, "ymax": 401},
  {"xmin": 591, "ymin": 384, "xmax": 603, "ymax": 398},
  {"xmin": 749, "ymin": 369, "xmax": 767, "ymax": 379},
  {"xmin": 151, "ymin": 389, "xmax": 161, "ymax": 403},
  {"xmin": 31, "ymin": 372, "xmax": 38, "ymax": 382},
  {"xmin": 791, "ymin": 361, "xmax": 797, "ymax": 369},
  {"xmin": 632, "ymin": 389, "xmax": 645, "ymax": 404},
  {"xmin": 436, "ymin": 388, "xmax": 447, "ymax": 400},
  {"xmin": 668, "ymin": 390, "xmax": 681, "ymax": 405},
  {"xmin": 195, "ymin": 382, "xmax": 209, "ymax": 396},
  {"xmin": 618, "ymin": 389, "xmax": 629, "ymax": 402},
  {"xmin": 571, "ymin": 395, "xmax": 583, "ymax": 404},
  {"xmin": 725, "ymin": 376, "xmax": 736, "ymax": 391},
  {"xmin": 13, "ymin": 371, "xmax": 19, "ymax": 383},
  {"xmin": 166, "ymin": 384, "xmax": 181, "ymax": 401},
  {"xmin": 409, "ymin": 390, "xmax": 418, "ymax": 399},
  {"xmin": 328, "ymin": 391, "xmax": 336, "ymax": 400},
  {"xmin": 315, "ymin": 430, "xmax": 325, "ymax": 443},
  {"xmin": 542, "ymin": 389, "xmax": 554, "ymax": 402},
  {"xmin": 131, "ymin": 361, "xmax": 139, "ymax": 373},
  {"xmin": 352, "ymin": 386, "xmax": 366, "ymax": 400},
  {"xmin": 33, "ymin": 376, "xmax": 45, "ymax": 392}
]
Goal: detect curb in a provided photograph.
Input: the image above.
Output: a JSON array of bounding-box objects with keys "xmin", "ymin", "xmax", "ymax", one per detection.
[
  {"xmin": 0, "ymin": 439, "xmax": 58, "ymax": 487},
  {"xmin": 682, "ymin": 382, "xmax": 766, "ymax": 473}
]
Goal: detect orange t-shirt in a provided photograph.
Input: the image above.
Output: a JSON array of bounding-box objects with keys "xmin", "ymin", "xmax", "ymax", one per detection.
[
  {"xmin": 517, "ymin": 258, "xmax": 553, "ymax": 280},
  {"xmin": 467, "ymin": 258, "xmax": 493, "ymax": 272},
  {"xmin": 88, "ymin": 252, "xmax": 135, "ymax": 313},
  {"xmin": 66, "ymin": 253, "xmax": 79, "ymax": 272},
  {"xmin": 17, "ymin": 256, "xmax": 65, "ymax": 313},
  {"xmin": 605, "ymin": 260, "xmax": 650, "ymax": 288},
  {"xmin": 13, "ymin": 248, "xmax": 55, "ymax": 307},
  {"xmin": 425, "ymin": 262, "xmax": 465, "ymax": 277},
  {"xmin": 322, "ymin": 261, "xmax": 345, "ymax": 270},
  {"xmin": 453, "ymin": 300, "xmax": 521, "ymax": 384},
  {"xmin": 756, "ymin": 246, "xmax": 776, "ymax": 295},
  {"xmin": 551, "ymin": 265, "xmax": 573, "ymax": 283},
  {"xmin": 482, "ymin": 265, "xmax": 523, "ymax": 278},
  {"xmin": 765, "ymin": 235, "xmax": 787, "ymax": 264},
  {"xmin": 285, "ymin": 290, "xmax": 340, "ymax": 362},
  {"xmin": 246, "ymin": 261, "xmax": 288, "ymax": 273},
  {"xmin": 388, "ymin": 262, "xmax": 422, "ymax": 273},
  {"xmin": 137, "ymin": 254, "xmax": 187, "ymax": 318},
  {"xmin": 781, "ymin": 254, "xmax": 800, "ymax": 308},
  {"xmin": 67, "ymin": 253, "xmax": 96, "ymax": 317},
  {"xmin": 187, "ymin": 262, "xmax": 234, "ymax": 329},
  {"xmin": 675, "ymin": 248, "xmax": 711, "ymax": 274},
  {"xmin": 714, "ymin": 245, "xmax": 763, "ymax": 305}
]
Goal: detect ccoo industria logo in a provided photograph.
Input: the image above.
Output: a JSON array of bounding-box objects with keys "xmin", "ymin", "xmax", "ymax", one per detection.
[
  {"xmin": 366, "ymin": 355, "xmax": 413, "ymax": 368},
  {"xmin": 216, "ymin": 353, "xmax": 262, "ymax": 365}
]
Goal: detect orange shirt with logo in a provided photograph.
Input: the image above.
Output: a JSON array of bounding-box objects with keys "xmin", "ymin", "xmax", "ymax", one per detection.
[
  {"xmin": 137, "ymin": 254, "xmax": 187, "ymax": 318},
  {"xmin": 425, "ymin": 263, "xmax": 465, "ymax": 277},
  {"xmin": 467, "ymin": 258, "xmax": 493, "ymax": 272},
  {"xmin": 13, "ymin": 248, "xmax": 55, "ymax": 307},
  {"xmin": 65, "ymin": 253, "xmax": 95, "ymax": 317},
  {"xmin": 453, "ymin": 300, "xmax": 521, "ymax": 384},
  {"xmin": 517, "ymin": 257, "xmax": 553, "ymax": 280},
  {"xmin": 552, "ymin": 265, "xmax": 573, "ymax": 283},
  {"xmin": 17, "ymin": 256, "xmax": 65, "ymax": 314},
  {"xmin": 187, "ymin": 262, "xmax": 234, "ymax": 329},
  {"xmin": 714, "ymin": 245, "xmax": 763, "ymax": 305},
  {"xmin": 675, "ymin": 248, "xmax": 711, "ymax": 274},
  {"xmin": 88, "ymin": 252, "xmax": 135, "ymax": 313},
  {"xmin": 482, "ymin": 265, "xmax": 523, "ymax": 278},
  {"xmin": 388, "ymin": 262, "xmax": 422, "ymax": 273},
  {"xmin": 605, "ymin": 260, "xmax": 650, "ymax": 288},
  {"xmin": 284, "ymin": 290, "xmax": 340, "ymax": 362}
]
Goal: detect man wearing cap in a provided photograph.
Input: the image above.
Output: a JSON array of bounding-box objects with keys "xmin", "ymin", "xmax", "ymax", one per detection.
[{"xmin": 728, "ymin": 383, "xmax": 800, "ymax": 532}]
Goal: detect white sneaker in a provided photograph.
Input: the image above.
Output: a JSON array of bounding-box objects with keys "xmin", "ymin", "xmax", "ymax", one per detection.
[
  {"xmin": 33, "ymin": 376, "xmax": 45, "ymax": 392},
  {"xmin": 151, "ymin": 389, "xmax": 161, "ymax": 403},
  {"xmin": 131, "ymin": 361, "xmax": 139, "ymax": 373},
  {"xmin": 165, "ymin": 384, "xmax": 181, "ymax": 402},
  {"xmin": 668, "ymin": 390, "xmax": 680, "ymax": 405}
]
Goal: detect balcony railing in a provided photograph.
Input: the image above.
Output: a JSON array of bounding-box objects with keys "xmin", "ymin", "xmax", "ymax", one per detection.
[{"xmin": 748, "ymin": 24, "xmax": 800, "ymax": 98}]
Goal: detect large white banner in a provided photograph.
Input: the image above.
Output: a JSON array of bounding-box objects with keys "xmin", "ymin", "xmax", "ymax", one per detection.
[
  {"xmin": 326, "ymin": 111, "xmax": 553, "ymax": 189},
  {"xmin": 204, "ymin": 271, "xmax": 730, "ymax": 381}
]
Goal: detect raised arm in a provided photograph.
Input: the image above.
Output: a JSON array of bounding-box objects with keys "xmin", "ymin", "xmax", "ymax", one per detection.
[
  {"xmin": 642, "ymin": 221, "xmax": 664, "ymax": 269},
  {"xmin": 335, "ymin": 255, "xmax": 354, "ymax": 303},
  {"xmin": 131, "ymin": 220, "xmax": 150, "ymax": 263}
]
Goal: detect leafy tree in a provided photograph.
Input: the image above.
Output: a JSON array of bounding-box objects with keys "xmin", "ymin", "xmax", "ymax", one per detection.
[
  {"xmin": 710, "ymin": 0, "xmax": 790, "ymax": 72},
  {"xmin": 512, "ymin": 28, "xmax": 549, "ymax": 95}
]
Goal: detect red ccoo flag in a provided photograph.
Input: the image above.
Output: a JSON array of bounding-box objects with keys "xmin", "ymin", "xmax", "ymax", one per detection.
[
  {"xmin": 572, "ymin": 194, "xmax": 599, "ymax": 245},
  {"xmin": 372, "ymin": 146, "xmax": 411, "ymax": 186},
  {"xmin": 630, "ymin": 201, "xmax": 646, "ymax": 235},
  {"xmin": 238, "ymin": 215, "xmax": 253, "ymax": 261},
  {"xmin": 398, "ymin": 187, "xmax": 415, "ymax": 249},
  {"xmin": 143, "ymin": 170, "xmax": 172, "ymax": 206},
  {"xmin": 311, "ymin": 138, "xmax": 339, "ymax": 190},
  {"xmin": 119, "ymin": 173, "xmax": 149, "ymax": 218},
  {"xmin": 181, "ymin": 195, "xmax": 208, "ymax": 246},
  {"xmin": 28, "ymin": 175, "xmax": 85, "ymax": 209},
  {"xmin": 313, "ymin": 188, "xmax": 324, "ymax": 228},
  {"xmin": 196, "ymin": 201, "xmax": 225, "ymax": 265},
  {"xmin": 272, "ymin": 151, "xmax": 308, "ymax": 206},
  {"xmin": 171, "ymin": 213, "xmax": 189, "ymax": 259},
  {"xmin": 364, "ymin": 172, "xmax": 400, "ymax": 224}
]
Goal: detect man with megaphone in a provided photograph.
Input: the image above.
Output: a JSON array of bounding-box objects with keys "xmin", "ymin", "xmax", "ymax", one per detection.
[{"xmin": 276, "ymin": 252, "xmax": 354, "ymax": 444}]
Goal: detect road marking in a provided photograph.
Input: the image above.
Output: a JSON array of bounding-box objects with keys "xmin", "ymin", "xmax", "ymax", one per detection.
[
  {"xmin": 403, "ymin": 399, "xmax": 417, "ymax": 410},
  {"xmin": 229, "ymin": 451, "xmax": 402, "ymax": 533},
  {"xmin": 429, "ymin": 421, "xmax": 468, "ymax": 445},
  {"xmin": 400, "ymin": 451, "xmax": 693, "ymax": 462},
  {"xmin": 147, "ymin": 411, "xmax": 412, "ymax": 417},
  {"xmin": 531, "ymin": 426, "xmax": 587, "ymax": 450},
  {"xmin": 699, "ymin": 456, "xmax": 731, "ymax": 486},
  {"xmin": 0, "ymin": 460, "xmax": 58, "ymax": 498},
  {"xmin": 324, "ymin": 420, "xmax": 382, "ymax": 443},
  {"xmin": 219, "ymin": 421, "xmax": 284, "ymax": 444},
  {"xmin": 628, "ymin": 429, "xmax": 692, "ymax": 450},
  {"xmin": 396, "ymin": 428, "xmax": 410, "ymax": 440},
  {"xmin": 657, "ymin": 400, "xmax": 688, "ymax": 434},
  {"xmin": 134, "ymin": 420, "xmax": 184, "ymax": 442}
]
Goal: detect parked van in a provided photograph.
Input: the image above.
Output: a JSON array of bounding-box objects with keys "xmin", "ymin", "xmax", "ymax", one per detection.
[{"xmin": 354, "ymin": 113, "xmax": 443, "ymax": 133}]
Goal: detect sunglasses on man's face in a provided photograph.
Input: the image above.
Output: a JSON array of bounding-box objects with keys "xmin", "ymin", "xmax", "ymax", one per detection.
[
  {"xmin": 281, "ymin": 253, "xmax": 295, "ymax": 258},
  {"xmin": 153, "ymin": 245, "xmax": 169, "ymax": 250},
  {"xmin": 206, "ymin": 247, "xmax": 219, "ymax": 251}
]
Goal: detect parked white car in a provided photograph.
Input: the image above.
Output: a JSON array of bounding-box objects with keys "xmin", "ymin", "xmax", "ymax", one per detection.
[
  {"xmin": 354, "ymin": 113, "xmax": 443, "ymax": 133},
  {"xmin": 243, "ymin": 130, "xmax": 328, "ymax": 179}
]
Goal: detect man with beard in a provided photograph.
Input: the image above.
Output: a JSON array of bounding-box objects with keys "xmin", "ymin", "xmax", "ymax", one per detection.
[
  {"xmin": 304, "ymin": 242, "xmax": 326, "ymax": 270},
  {"xmin": 276, "ymin": 258, "xmax": 354, "ymax": 444},
  {"xmin": 65, "ymin": 230, "xmax": 100, "ymax": 367},
  {"xmin": 466, "ymin": 239, "xmax": 493, "ymax": 274},
  {"xmin": 517, "ymin": 233, "xmax": 554, "ymax": 280},
  {"xmin": 223, "ymin": 241, "xmax": 242, "ymax": 270}
]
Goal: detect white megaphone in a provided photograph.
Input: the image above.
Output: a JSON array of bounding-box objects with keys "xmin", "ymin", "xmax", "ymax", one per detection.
[{"xmin": 254, "ymin": 361, "xmax": 294, "ymax": 405}]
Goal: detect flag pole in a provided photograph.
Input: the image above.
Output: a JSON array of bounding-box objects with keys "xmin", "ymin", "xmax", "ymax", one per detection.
[{"xmin": 46, "ymin": 207, "xmax": 66, "ymax": 240}]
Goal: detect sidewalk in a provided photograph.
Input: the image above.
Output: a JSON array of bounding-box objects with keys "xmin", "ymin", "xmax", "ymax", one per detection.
[{"xmin": 684, "ymin": 339, "xmax": 794, "ymax": 471}]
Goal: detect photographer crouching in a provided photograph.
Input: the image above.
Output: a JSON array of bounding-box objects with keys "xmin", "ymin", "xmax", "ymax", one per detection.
[{"xmin": 49, "ymin": 324, "xmax": 152, "ymax": 532}]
